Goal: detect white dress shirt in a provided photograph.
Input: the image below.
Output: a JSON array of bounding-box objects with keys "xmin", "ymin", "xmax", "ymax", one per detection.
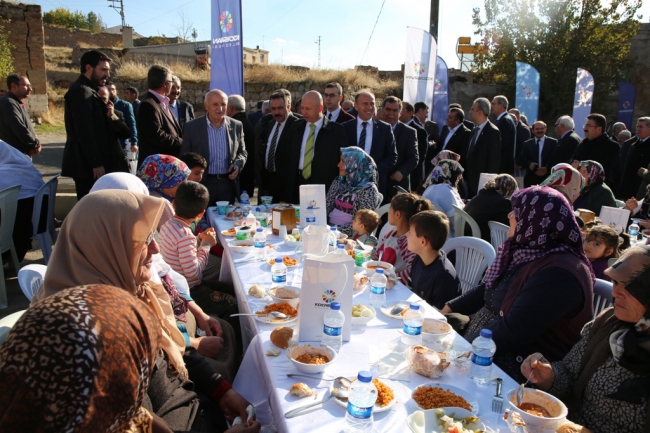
[
  {"xmin": 536, "ymin": 136, "xmax": 546, "ymax": 167},
  {"xmin": 265, "ymin": 119, "xmax": 288, "ymax": 169},
  {"xmin": 326, "ymin": 107, "xmax": 341, "ymax": 121},
  {"xmin": 443, "ymin": 124, "xmax": 461, "ymax": 150},
  {"xmin": 299, "ymin": 116, "xmax": 324, "ymax": 170},
  {"xmin": 497, "ymin": 112, "xmax": 507, "ymax": 121},
  {"xmin": 356, "ymin": 117, "xmax": 373, "ymax": 154}
]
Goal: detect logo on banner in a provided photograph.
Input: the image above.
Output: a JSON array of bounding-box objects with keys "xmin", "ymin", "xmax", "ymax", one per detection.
[
  {"xmin": 623, "ymin": 100, "xmax": 631, "ymax": 109},
  {"xmin": 522, "ymin": 85, "xmax": 533, "ymax": 97},
  {"xmin": 435, "ymin": 79, "xmax": 441, "ymax": 90},
  {"xmin": 213, "ymin": 9, "xmax": 240, "ymax": 47},
  {"xmin": 413, "ymin": 62, "xmax": 426, "ymax": 75},
  {"xmin": 321, "ymin": 289, "xmax": 337, "ymax": 303},
  {"xmin": 219, "ymin": 11, "xmax": 233, "ymax": 33}
]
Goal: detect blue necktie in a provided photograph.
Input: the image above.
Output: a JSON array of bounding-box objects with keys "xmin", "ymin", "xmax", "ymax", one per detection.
[{"xmin": 359, "ymin": 121, "xmax": 368, "ymax": 149}]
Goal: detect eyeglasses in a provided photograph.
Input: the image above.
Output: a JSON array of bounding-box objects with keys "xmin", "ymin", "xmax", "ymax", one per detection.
[
  {"xmin": 323, "ymin": 93, "xmax": 339, "ymax": 98},
  {"xmin": 584, "ymin": 123, "xmax": 598, "ymax": 128}
]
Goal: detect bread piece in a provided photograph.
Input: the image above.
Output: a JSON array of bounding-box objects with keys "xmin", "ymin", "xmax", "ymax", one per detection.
[
  {"xmin": 275, "ymin": 287, "xmax": 298, "ymax": 299},
  {"xmin": 248, "ymin": 285, "xmax": 266, "ymax": 298},
  {"xmin": 289, "ymin": 382, "xmax": 314, "ymax": 398},
  {"xmin": 265, "ymin": 349, "xmax": 280, "ymax": 357},
  {"xmin": 556, "ymin": 422, "xmax": 592, "ymax": 433},
  {"xmin": 406, "ymin": 345, "xmax": 450, "ymax": 378},
  {"xmin": 270, "ymin": 326, "xmax": 294, "ymax": 349}
]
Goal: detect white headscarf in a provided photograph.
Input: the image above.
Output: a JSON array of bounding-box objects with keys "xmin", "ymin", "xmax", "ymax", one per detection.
[
  {"xmin": 90, "ymin": 173, "xmax": 150, "ymax": 196},
  {"xmin": 0, "ymin": 140, "xmax": 44, "ymax": 200}
]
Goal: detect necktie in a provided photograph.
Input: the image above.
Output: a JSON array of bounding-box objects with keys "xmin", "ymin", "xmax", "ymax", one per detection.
[
  {"xmin": 537, "ymin": 139, "xmax": 542, "ymax": 167},
  {"xmin": 302, "ymin": 123, "xmax": 316, "ymax": 179},
  {"xmin": 267, "ymin": 122, "xmax": 280, "ymax": 171},
  {"xmin": 468, "ymin": 127, "xmax": 479, "ymax": 156},
  {"xmin": 359, "ymin": 121, "xmax": 368, "ymax": 150},
  {"xmin": 328, "ymin": 112, "xmax": 332, "ymax": 120}
]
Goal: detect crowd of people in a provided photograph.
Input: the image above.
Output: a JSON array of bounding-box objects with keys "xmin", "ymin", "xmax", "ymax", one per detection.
[{"xmin": 0, "ymin": 48, "xmax": 649, "ymax": 433}]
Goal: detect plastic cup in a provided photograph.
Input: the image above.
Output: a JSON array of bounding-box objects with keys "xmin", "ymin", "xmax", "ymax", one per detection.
[
  {"xmin": 261, "ymin": 196, "xmax": 273, "ymax": 205},
  {"xmin": 216, "ymin": 201, "xmax": 229, "ymax": 215}
]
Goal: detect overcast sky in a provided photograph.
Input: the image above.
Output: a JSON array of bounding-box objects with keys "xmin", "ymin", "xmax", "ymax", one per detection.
[{"xmin": 40, "ymin": 0, "xmax": 649, "ymax": 71}]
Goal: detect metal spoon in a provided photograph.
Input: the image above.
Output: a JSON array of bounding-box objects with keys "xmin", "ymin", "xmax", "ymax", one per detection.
[
  {"xmin": 286, "ymin": 374, "xmax": 352, "ymax": 388},
  {"xmin": 284, "ymin": 388, "xmax": 349, "ymax": 419},
  {"xmin": 517, "ymin": 354, "xmax": 545, "ymax": 405},
  {"xmin": 230, "ymin": 311, "xmax": 288, "ymax": 319}
]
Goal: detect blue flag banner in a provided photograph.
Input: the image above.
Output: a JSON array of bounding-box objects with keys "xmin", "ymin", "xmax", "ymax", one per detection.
[
  {"xmin": 433, "ymin": 56, "xmax": 449, "ymax": 127},
  {"xmin": 210, "ymin": 0, "xmax": 243, "ymax": 95},
  {"xmin": 618, "ymin": 81, "xmax": 636, "ymax": 130},
  {"xmin": 515, "ymin": 61, "xmax": 540, "ymax": 123},
  {"xmin": 572, "ymin": 68, "xmax": 594, "ymax": 139}
]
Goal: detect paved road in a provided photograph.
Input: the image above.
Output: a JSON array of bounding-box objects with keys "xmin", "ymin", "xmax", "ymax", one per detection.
[{"xmin": 32, "ymin": 131, "xmax": 76, "ymax": 193}]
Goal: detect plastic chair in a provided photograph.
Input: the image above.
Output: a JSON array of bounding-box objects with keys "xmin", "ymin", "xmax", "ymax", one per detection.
[
  {"xmin": 593, "ymin": 278, "xmax": 613, "ymax": 319},
  {"xmin": 451, "ymin": 204, "xmax": 481, "ymax": 239},
  {"xmin": 0, "ymin": 310, "xmax": 26, "ymax": 345},
  {"xmin": 31, "ymin": 175, "xmax": 59, "ymax": 264},
  {"xmin": 615, "ymin": 199, "xmax": 625, "ymax": 209},
  {"xmin": 372, "ymin": 203, "xmax": 391, "ymax": 236},
  {"xmin": 430, "ymin": 202, "xmax": 444, "ymax": 213},
  {"xmin": 442, "ymin": 236, "xmax": 496, "ymax": 294},
  {"xmin": 17, "ymin": 264, "xmax": 47, "ymax": 301},
  {"xmin": 0, "ymin": 185, "xmax": 22, "ymax": 309},
  {"xmin": 488, "ymin": 221, "xmax": 510, "ymax": 251}
]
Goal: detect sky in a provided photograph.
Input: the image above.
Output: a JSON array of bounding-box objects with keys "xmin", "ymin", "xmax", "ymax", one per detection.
[{"xmin": 40, "ymin": 0, "xmax": 649, "ymax": 71}]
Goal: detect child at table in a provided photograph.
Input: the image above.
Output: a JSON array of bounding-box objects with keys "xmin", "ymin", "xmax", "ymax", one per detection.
[
  {"xmin": 352, "ymin": 209, "xmax": 379, "ymax": 247},
  {"xmin": 372, "ymin": 193, "xmax": 432, "ymax": 283},
  {"xmin": 406, "ymin": 211, "xmax": 462, "ymax": 310},
  {"xmin": 180, "ymin": 152, "xmax": 207, "ymax": 183},
  {"xmin": 582, "ymin": 224, "xmax": 629, "ymax": 280}
]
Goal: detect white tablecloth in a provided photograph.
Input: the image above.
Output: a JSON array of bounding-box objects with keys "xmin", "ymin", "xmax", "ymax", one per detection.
[{"xmin": 207, "ymin": 208, "xmax": 521, "ymax": 432}]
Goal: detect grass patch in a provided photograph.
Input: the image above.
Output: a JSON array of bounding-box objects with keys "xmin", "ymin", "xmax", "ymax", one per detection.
[
  {"xmin": 38, "ymin": 101, "xmax": 65, "ymax": 133},
  {"xmin": 35, "ymin": 122, "xmax": 65, "ymax": 133},
  {"xmin": 115, "ymin": 60, "xmax": 209, "ymax": 82}
]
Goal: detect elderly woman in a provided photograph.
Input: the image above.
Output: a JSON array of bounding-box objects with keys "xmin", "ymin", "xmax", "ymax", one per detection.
[
  {"xmin": 326, "ymin": 146, "xmax": 381, "ymax": 237},
  {"xmin": 138, "ymin": 154, "xmax": 190, "ymax": 226},
  {"xmin": 421, "ymin": 159, "xmax": 465, "ymax": 237},
  {"xmin": 32, "ymin": 190, "xmax": 252, "ymax": 432},
  {"xmin": 572, "ymin": 160, "xmax": 617, "ymax": 215},
  {"xmin": 522, "ymin": 246, "xmax": 650, "ymax": 433},
  {"xmin": 417, "ymin": 149, "xmax": 461, "ymax": 195},
  {"xmin": 463, "ymin": 174, "xmax": 518, "ymax": 242},
  {"xmin": 441, "ymin": 186, "xmax": 594, "ymax": 381},
  {"xmin": 541, "ymin": 163, "xmax": 584, "ymax": 204}
]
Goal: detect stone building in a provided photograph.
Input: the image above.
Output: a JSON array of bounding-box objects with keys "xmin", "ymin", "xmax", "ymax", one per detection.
[{"xmin": 243, "ymin": 46, "xmax": 269, "ymax": 65}]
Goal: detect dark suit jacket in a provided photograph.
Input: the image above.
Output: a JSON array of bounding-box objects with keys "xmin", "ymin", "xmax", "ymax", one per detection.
[
  {"xmin": 496, "ymin": 113, "xmax": 517, "ymax": 174},
  {"xmin": 515, "ymin": 121, "xmax": 531, "ymax": 163},
  {"xmin": 175, "ymin": 99, "xmax": 195, "ymax": 132},
  {"xmin": 572, "ymin": 133, "xmax": 620, "ymax": 190},
  {"xmin": 342, "ymin": 117, "xmax": 397, "ymax": 195},
  {"xmin": 256, "ymin": 113, "xmax": 299, "ymax": 202},
  {"xmin": 137, "ymin": 91, "xmax": 183, "ymax": 166},
  {"xmin": 423, "ymin": 120, "xmax": 440, "ymax": 144},
  {"xmin": 285, "ymin": 116, "xmax": 349, "ymax": 203},
  {"xmin": 232, "ymin": 111, "xmax": 256, "ymax": 195},
  {"xmin": 547, "ymin": 131, "xmax": 581, "ymax": 171},
  {"xmin": 465, "ymin": 121, "xmax": 502, "ymax": 196},
  {"xmin": 387, "ymin": 121, "xmax": 419, "ymax": 197},
  {"xmin": 518, "ymin": 136, "xmax": 558, "ymax": 187},
  {"xmin": 410, "ymin": 120, "xmax": 430, "ymax": 191},
  {"xmin": 0, "ymin": 92, "xmax": 39, "ymax": 154},
  {"xmin": 347, "ymin": 107, "xmax": 358, "ymax": 117},
  {"xmin": 441, "ymin": 124, "xmax": 472, "ymax": 166},
  {"xmin": 327, "ymin": 108, "xmax": 354, "ymax": 124},
  {"xmin": 248, "ymin": 110, "xmax": 263, "ymax": 128},
  {"xmin": 618, "ymin": 136, "xmax": 650, "ymax": 199},
  {"xmin": 463, "ymin": 119, "xmax": 475, "ymax": 130}
]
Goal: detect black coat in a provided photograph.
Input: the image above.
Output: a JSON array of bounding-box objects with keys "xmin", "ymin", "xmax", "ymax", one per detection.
[
  {"xmin": 496, "ymin": 113, "xmax": 517, "ymax": 174},
  {"xmin": 175, "ymin": 99, "xmax": 195, "ymax": 133},
  {"xmin": 518, "ymin": 136, "xmax": 558, "ymax": 187},
  {"xmin": 572, "ymin": 133, "xmax": 620, "ymax": 190},
  {"xmin": 465, "ymin": 121, "xmax": 502, "ymax": 196},
  {"xmin": 618, "ymin": 136, "xmax": 650, "ymax": 199},
  {"xmin": 463, "ymin": 188, "xmax": 512, "ymax": 243},
  {"xmin": 137, "ymin": 91, "xmax": 183, "ymax": 167},
  {"xmin": 423, "ymin": 120, "xmax": 440, "ymax": 144},
  {"xmin": 0, "ymin": 93, "xmax": 39, "ymax": 154},
  {"xmin": 547, "ymin": 131, "xmax": 581, "ymax": 171},
  {"xmin": 515, "ymin": 121, "xmax": 531, "ymax": 164},
  {"xmin": 232, "ymin": 111, "xmax": 256, "ymax": 196},
  {"xmin": 410, "ymin": 120, "xmax": 430, "ymax": 193},
  {"xmin": 387, "ymin": 121, "xmax": 419, "ymax": 199}
]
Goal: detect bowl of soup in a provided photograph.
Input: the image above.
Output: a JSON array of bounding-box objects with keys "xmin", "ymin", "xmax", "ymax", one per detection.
[
  {"xmin": 362, "ymin": 260, "xmax": 394, "ymax": 275},
  {"xmin": 505, "ymin": 387, "xmax": 568, "ymax": 426}
]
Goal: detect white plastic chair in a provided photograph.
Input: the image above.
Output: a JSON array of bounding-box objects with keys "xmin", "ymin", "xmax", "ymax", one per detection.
[
  {"xmin": 451, "ymin": 204, "xmax": 481, "ymax": 239},
  {"xmin": 17, "ymin": 264, "xmax": 47, "ymax": 301},
  {"xmin": 593, "ymin": 278, "xmax": 613, "ymax": 319},
  {"xmin": 442, "ymin": 236, "xmax": 496, "ymax": 294},
  {"xmin": 31, "ymin": 175, "xmax": 59, "ymax": 264},
  {"xmin": 0, "ymin": 185, "xmax": 22, "ymax": 309},
  {"xmin": 488, "ymin": 221, "xmax": 510, "ymax": 251},
  {"xmin": 0, "ymin": 309, "xmax": 26, "ymax": 345},
  {"xmin": 372, "ymin": 203, "xmax": 391, "ymax": 236},
  {"xmin": 615, "ymin": 199, "xmax": 625, "ymax": 209}
]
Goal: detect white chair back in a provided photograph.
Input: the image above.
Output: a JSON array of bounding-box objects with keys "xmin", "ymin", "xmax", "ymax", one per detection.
[
  {"xmin": 0, "ymin": 310, "xmax": 26, "ymax": 345},
  {"xmin": 372, "ymin": 203, "xmax": 391, "ymax": 237},
  {"xmin": 0, "ymin": 184, "xmax": 23, "ymax": 309},
  {"xmin": 451, "ymin": 204, "xmax": 481, "ymax": 239},
  {"xmin": 488, "ymin": 221, "xmax": 510, "ymax": 251},
  {"xmin": 442, "ymin": 236, "xmax": 496, "ymax": 294},
  {"xmin": 17, "ymin": 264, "xmax": 47, "ymax": 301},
  {"xmin": 31, "ymin": 175, "xmax": 60, "ymax": 264},
  {"xmin": 593, "ymin": 278, "xmax": 613, "ymax": 319}
]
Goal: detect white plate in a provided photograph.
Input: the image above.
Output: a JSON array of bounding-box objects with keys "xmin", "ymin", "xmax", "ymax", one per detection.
[
  {"xmin": 631, "ymin": 218, "xmax": 644, "ymax": 223},
  {"xmin": 333, "ymin": 378, "xmax": 396, "ymax": 413},
  {"xmin": 284, "ymin": 240, "xmax": 303, "ymax": 248},
  {"xmin": 221, "ymin": 229, "xmax": 237, "ymax": 237},
  {"xmin": 252, "ymin": 312, "xmax": 298, "ymax": 325},
  {"xmin": 379, "ymin": 301, "xmax": 412, "ymax": 320},
  {"xmin": 411, "ymin": 383, "xmax": 479, "ymax": 414},
  {"xmin": 351, "ymin": 305, "xmax": 376, "ymax": 325},
  {"xmin": 406, "ymin": 407, "xmax": 484, "ymax": 433}
]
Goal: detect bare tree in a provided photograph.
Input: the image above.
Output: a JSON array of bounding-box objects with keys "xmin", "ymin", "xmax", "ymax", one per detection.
[{"xmin": 172, "ymin": 10, "xmax": 194, "ymax": 42}]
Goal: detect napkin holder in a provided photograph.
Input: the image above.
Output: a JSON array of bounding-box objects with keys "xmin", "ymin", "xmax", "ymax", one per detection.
[{"xmin": 272, "ymin": 205, "xmax": 297, "ymax": 235}]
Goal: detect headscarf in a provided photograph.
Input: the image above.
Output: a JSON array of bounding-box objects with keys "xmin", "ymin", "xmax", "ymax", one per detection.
[
  {"xmin": 484, "ymin": 185, "xmax": 593, "ymax": 289},
  {"xmin": 90, "ymin": 172, "xmax": 150, "ymax": 196},
  {"xmin": 0, "ymin": 285, "xmax": 160, "ymax": 432},
  {"xmin": 483, "ymin": 173, "xmax": 519, "ymax": 199},
  {"xmin": 34, "ymin": 190, "xmax": 188, "ymax": 380},
  {"xmin": 137, "ymin": 154, "xmax": 190, "ymax": 201},
  {"xmin": 338, "ymin": 146, "xmax": 377, "ymax": 193},
  {"xmin": 0, "ymin": 140, "xmax": 44, "ymax": 200},
  {"xmin": 428, "ymin": 159, "xmax": 464, "ymax": 187},
  {"xmin": 431, "ymin": 149, "xmax": 461, "ymax": 168},
  {"xmin": 579, "ymin": 160, "xmax": 606, "ymax": 191},
  {"xmin": 541, "ymin": 163, "xmax": 585, "ymax": 203}
]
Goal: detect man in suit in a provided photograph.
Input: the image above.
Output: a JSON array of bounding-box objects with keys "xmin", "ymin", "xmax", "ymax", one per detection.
[
  {"xmin": 285, "ymin": 91, "xmax": 349, "ymax": 203},
  {"xmin": 414, "ymin": 101, "xmax": 440, "ymax": 144},
  {"xmin": 248, "ymin": 101, "xmax": 263, "ymax": 127},
  {"xmin": 137, "ymin": 65, "xmax": 183, "ymax": 166},
  {"xmin": 342, "ymin": 100, "xmax": 357, "ymax": 118},
  {"xmin": 254, "ymin": 89, "xmax": 299, "ymax": 170},
  {"xmin": 465, "ymin": 97, "xmax": 502, "ymax": 196},
  {"xmin": 342, "ymin": 91, "xmax": 397, "ymax": 196},
  {"xmin": 105, "ymin": 80, "xmax": 137, "ymax": 155},
  {"xmin": 227, "ymin": 94, "xmax": 256, "ymax": 199},
  {"xmin": 518, "ymin": 121, "xmax": 558, "ymax": 187},
  {"xmin": 491, "ymin": 95, "xmax": 517, "ymax": 174},
  {"xmin": 181, "ymin": 89, "xmax": 247, "ymax": 205},
  {"xmin": 323, "ymin": 82, "xmax": 354, "ymax": 123},
  {"xmin": 572, "ymin": 113, "xmax": 620, "ymax": 190},
  {"xmin": 257, "ymin": 91, "xmax": 299, "ymax": 202},
  {"xmin": 123, "ymin": 86, "xmax": 140, "ymax": 116},
  {"xmin": 97, "ymin": 85, "xmax": 132, "ymax": 169},
  {"xmin": 448, "ymin": 103, "xmax": 474, "ymax": 130},
  {"xmin": 617, "ymin": 117, "xmax": 650, "ymax": 199},
  {"xmin": 434, "ymin": 108, "xmax": 472, "ymax": 165},
  {"xmin": 508, "ymin": 108, "xmax": 531, "ymax": 172},
  {"xmin": 169, "ymin": 76, "xmax": 195, "ymax": 133},
  {"xmin": 0, "ymin": 74, "xmax": 40, "ymax": 155},
  {"xmin": 381, "ymin": 96, "xmax": 418, "ymax": 201},
  {"xmin": 547, "ymin": 115, "xmax": 582, "ymax": 171},
  {"xmin": 398, "ymin": 101, "xmax": 429, "ymax": 191}
]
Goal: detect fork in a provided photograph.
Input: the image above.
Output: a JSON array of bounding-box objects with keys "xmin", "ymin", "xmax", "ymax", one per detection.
[{"xmin": 492, "ymin": 378, "xmax": 503, "ymax": 413}]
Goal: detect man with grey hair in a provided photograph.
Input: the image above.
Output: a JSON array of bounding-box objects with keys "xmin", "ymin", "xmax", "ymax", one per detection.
[
  {"xmin": 168, "ymin": 75, "xmax": 194, "ymax": 133},
  {"xmin": 618, "ymin": 129, "xmax": 632, "ymax": 144},
  {"xmin": 491, "ymin": 95, "xmax": 516, "ymax": 174},
  {"xmin": 137, "ymin": 65, "xmax": 182, "ymax": 166},
  {"xmin": 546, "ymin": 115, "xmax": 582, "ymax": 171},
  {"xmin": 262, "ymin": 100, "xmax": 271, "ymax": 115},
  {"xmin": 612, "ymin": 122, "xmax": 627, "ymax": 140},
  {"xmin": 464, "ymin": 97, "xmax": 501, "ymax": 196},
  {"xmin": 227, "ymin": 94, "xmax": 255, "ymax": 197},
  {"xmin": 618, "ymin": 117, "xmax": 650, "ymax": 199}
]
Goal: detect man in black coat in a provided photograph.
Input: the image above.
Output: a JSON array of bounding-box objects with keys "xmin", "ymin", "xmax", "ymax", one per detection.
[
  {"xmin": 427, "ymin": 108, "xmax": 472, "ymax": 170},
  {"xmin": 617, "ymin": 117, "xmax": 650, "ymax": 199},
  {"xmin": 508, "ymin": 108, "xmax": 531, "ymax": 171},
  {"xmin": 248, "ymin": 101, "xmax": 263, "ymax": 127},
  {"xmin": 381, "ymin": 96, "xmax": 418, "ymax": 201},
  {"xmin": 323, "ymin": 82, "xmax": 355, "ymax": 123},
  {"xmin": 572, "ymin": 113, "xmax": 620, "ymax": 190},
  {"xmin": 517, "ymin": 121, "xmax": 558, "ymax": 187},
  {"xmin": 547, "ymin": 115, "xmax": 582, "ymax": 171},
  {"xmin": 0, "ymin": 74, "xmax": 41, "ymax": 156},
  {"xmin": 285, "ymin": 91, "xmax": 349, "ymax": 203},
  {"xmin": 414, "ymin": 101, "xmax": 440, "ymax": 144},
  {"xmin": 465, "ymin": 97, "xmax": 502, "ymax": 196},
  {"xmin": 491, "ymin": 95, "xmax": 517, "ymax": 175},
  {"xmin": 62, "ymin": 50, "xmax": 129, "ymax": 199},
  {"xmin": 169, "ymin": 76, "xmax": 195, "ymax": 133},
  {"xmin": 227, "ymin": 94, "xmax": 256, "ymax": 199},
  {"xmin": 398, "ymin": 101, "xmax": 429, "ymax": 191}
]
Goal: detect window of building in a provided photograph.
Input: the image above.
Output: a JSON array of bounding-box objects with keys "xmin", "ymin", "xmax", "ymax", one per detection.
[
  {"xmin": 243, "ymin": 54, "xmax": 247, "ymax": 59},
  {"xmin": 261, "ymin": 54, "xmax": 264, "ymax": 61},
  {"xmin": 253, "ymin": 56, "xmax": 256, "ymax": 62}
]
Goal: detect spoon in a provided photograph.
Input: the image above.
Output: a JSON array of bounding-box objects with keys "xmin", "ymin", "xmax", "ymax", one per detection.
[
  {"xmin": 517, "ymin": 354, "xmax": 545, "ymax": 405},
  {"xmin": 230, "ymin": 311, "xmax": 287, "ymax": 319},
  {"xmin": 284, "ymin": 388, "xmax": 349, "ymax": 419},
  {"xmin": 287, "ymin": 374, "xmax": 352, "ymax": 388}
]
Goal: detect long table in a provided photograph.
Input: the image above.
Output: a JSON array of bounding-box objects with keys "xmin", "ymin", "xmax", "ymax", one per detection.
[{"xmin": 208, "ymin": 208, "xmax": 526, "ymax": 432}]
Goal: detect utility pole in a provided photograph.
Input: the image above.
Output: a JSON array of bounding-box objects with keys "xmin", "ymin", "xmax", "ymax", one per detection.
[
  {"xmin": 315, "ymin": 36, "xmax": 321, "ymax": 68},
  {"xmin": 430, "ymin": 0, "xmax": 439, "ymax": 41},
  {"xmin": 108, "ymin": 0, "xmax": 126, "ymax": 28}
]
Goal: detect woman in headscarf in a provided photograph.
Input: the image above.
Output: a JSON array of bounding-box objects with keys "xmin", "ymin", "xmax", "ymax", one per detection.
[
  {"xmin": 417, "ymin": 149, "xmax": 462, "ymax": 195},
  {"xmin": 90, "ymin": 171, "xmax": 150, "ymax": 195},
  {"xmin": 541, "ymin": 162, "xmax": 585, "ymax": 204},
  {"xmin": 441, "ymin": 186, "xmax": 594, "ymax": 381},
  {"xmin": 463, "ymin": 174, "xmax": 518, "ymax": 243},
  {"xmin": 522, "ymin": 245, "xmax": 650, "ymax": 433},
  {"xmin": 421, "ymin": 159, "xmax": 465, "ymax": 237},
  {"xmin": 138, "ymin": 154, "xmax": 191, "ymax": 227},
  {"xmin": 572, "ymin": 160, "xmax": 617, "ymax": 215},
  {"xmin": 32, "ymin": 190, "xmax": 254, "ymax": 433},
  {"xmin": 326, "ymin": 146, "xmax": 380, "ymax": 237}
]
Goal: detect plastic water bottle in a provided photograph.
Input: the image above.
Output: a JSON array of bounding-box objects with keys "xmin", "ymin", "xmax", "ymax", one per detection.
[
  {"xmin": 253, "ymin": 228, "xmax": 266, "ymax": 260},
  {"xmin": 240, "ymin": 190, "xmax": 251, "ymax": 215},
  {"xmin": 271, "ymin": 258, "xmax": 287, "ymax": 283},
  {"xmin": 329, "ymin": 225, "xmax": 340, "ymax": 250},
  {"xmin": 369, "ymin": 269, "xmax": 387, "ymax": 308},
  {"xmin": 402, "ymin": 303, "xmax": 424, "ymax": 345},
  {"xmin": 322, "ymin": 301, "xmax": 345, "ymax": 352},
  {"xmin": 245, "ymin": 211, "xmax": 257, "ymax": 229},
  {"xmin": 628, "ymin": 223, "xmax": 639, "ymax": 245},
  {"xmin": 469, "ymin": 329, "xmax": 497, "ymax": 385},
  {"xmin": 344, "ymin": 371, "xmax": 377, "ymax": 433},
  {"xmin": 334, "ymin": 243, "xmax": 349, "ymax": 258},
  {"xmin": 304, "ymin": 205, "xmax": 316, "ymax": 225}
]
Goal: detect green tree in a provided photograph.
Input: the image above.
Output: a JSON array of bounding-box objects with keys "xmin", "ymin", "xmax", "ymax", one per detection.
[
  {"xmin": 43, "ymin": 7, "xmax": 103, "ymax": 32},
  {"xmin": 0, "ymin": 21, "xmax": 14, "ymax": 81},
  {"xmin": 472, "ymin": 0, "xmax": 642, "ymax": 122},
  {"xmin": 86, "ymin": 11, "xmax": 104, "ymax": 34}
]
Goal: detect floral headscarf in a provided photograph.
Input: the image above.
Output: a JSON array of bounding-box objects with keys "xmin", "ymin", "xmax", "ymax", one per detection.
[
  {"xmin": 338, "ymin": 146, "xmax": 377, "ymax": 193},
  {"xmin": 484, "ymin": 174, "xmax": 519, "ymax": 199},
  {"xmin": 579, "ymin": 160, "xmax": 606, "ymax": 190},
  {"xmin": 483, "ymin": 185, "xmax": 594, "ymax": 289},
  {"xmin": 428, "ymin": 159, "xmax": 464, "ymax": 187},
  {"xmin": 137, "ymin": 154, "xmax": 190, "ymax": 201},
  {"xmin": 431, "ymin": 149, "xmax": 461, "ymax": 168},
  {"xmin": 541, "ymin": 163, "xmax": 585, "ymax": 203}
]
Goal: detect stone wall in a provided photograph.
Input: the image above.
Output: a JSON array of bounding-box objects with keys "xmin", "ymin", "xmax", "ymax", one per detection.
[
  {"xmin": 0, "ymin": 1, "xmax": 48, "ymax": 115},
  {"xmin": 43, "ymin": 24, "xmax": 122, "ymax": 48}
]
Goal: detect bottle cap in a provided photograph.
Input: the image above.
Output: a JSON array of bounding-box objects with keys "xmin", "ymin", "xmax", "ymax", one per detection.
[
  {"xmin": 330, "ymin": 301, "xmax": 341, "ymax": 310},
  {"xmin": 256, "ymin": 228, "xmax": 263, "ymax": 232},
  {"xmin": 275, "ymin": 258, "xmax": 282, "ymax": 264},
  {"xmin": 337, "ymin": 244, "xmax": 344, "ymax": 249},
  {"xmin": 409, "ymin": 303, "xmax": 420, "ymax": 310},
  {"xmin": 330, "ymin": 226, "xmax": 336, "ymax": 231},
  {"xmin": 376, "ymin": 268, "xmax": 384, "ymax": 274},
  {"xmin": 242, "ymin": 190, "xmax": 247, "ymax": 194},
  {"xmin": 357, "ymin": 371, "xmax": 372, "ymax": 383},
  {"xmin": 480, "ymin": 329, "xmax": 493, "ymax": 339}
]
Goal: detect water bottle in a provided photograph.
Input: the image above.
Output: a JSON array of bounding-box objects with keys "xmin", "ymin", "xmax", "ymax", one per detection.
[
  {"xmin": 628, "ymin": 223, "xmax": 639, "ymax": 245},
  {"xmin": 334, "ymin": 243, "xmax": 349, "ymax": 258},
  {"xmin": 369, "ymin": 269, "xmax": 387, "ymax": 308},
  {"xmin": 322, "ymin": 301, "xmax": 345, "ymax": 352},
  {"xmin": 253, "ymin": 228, "xmax": 266, "ymax": 260},
  {"xmin": 240, "ymin": 190, "xmax": 250, "ymax": 215},
  {"xmin": 345, "ymin": 371, "xmax": 377, "ymax": 433},
  {"xmin": 401, "ymin": 303, "xmax": 424, "ymax": 345},
  {"xmin": 304, "ymin": 205, "xmax": 316, "ymax": 225},
  {"xmin": 329, "ymin": 225, "xmax": 340, "ymax": 250},
  {"xmin": 271, "ymin": 257, "xmax": 287, "ymax": 283},
  {"xmin": 469, "ymin": 329, "xmax": 497, "ymax": 385},
  {"xmin": 245, "ymin": 211, "xmax": 257, "ymax": 230}
]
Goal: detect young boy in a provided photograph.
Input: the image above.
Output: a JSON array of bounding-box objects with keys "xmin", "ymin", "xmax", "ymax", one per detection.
[
  {"xmin": 180, "ymin": 152, "xmax": 207, "ymax": 182},
  {"xmin": 351, "ymin": 209, "xmax": 379, "ymax": 246},
  {"xmin": 406, "ymin": 210, "xmax": 461, "ymax": 310}
]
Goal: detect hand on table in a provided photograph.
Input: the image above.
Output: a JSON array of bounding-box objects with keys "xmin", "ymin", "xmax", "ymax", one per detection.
[
  {"xmin": 520, "ymin": 352, "xmax": 554, "ymax": 391},
  {"xmin": 626, "ymin": 197, "xmax": 639, "ymax": 211},
  {"xmin": 638, "ymin": 220, "xmax": 650, "ymax": 229},
  {"xmin": 195, "ymin": 335, "xmax": 224, "ymax": 358},
  {"xmin": 131, "ymin": 145, "xmax": 138, "ymax": 153},
  {"xmin": 220, "ymin": 389, "xmax": 253, "ymax": 424},
  {"xmin": 200, "ymin": 229, "xmax": 218, "ymax": 247},
  {"xmin": 226, "ymin": 420, "xmax": 261, "ymax": 433},
  {"xmin": 440, "ymin": 304, "xmax": 452, "ymax": 314}
]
